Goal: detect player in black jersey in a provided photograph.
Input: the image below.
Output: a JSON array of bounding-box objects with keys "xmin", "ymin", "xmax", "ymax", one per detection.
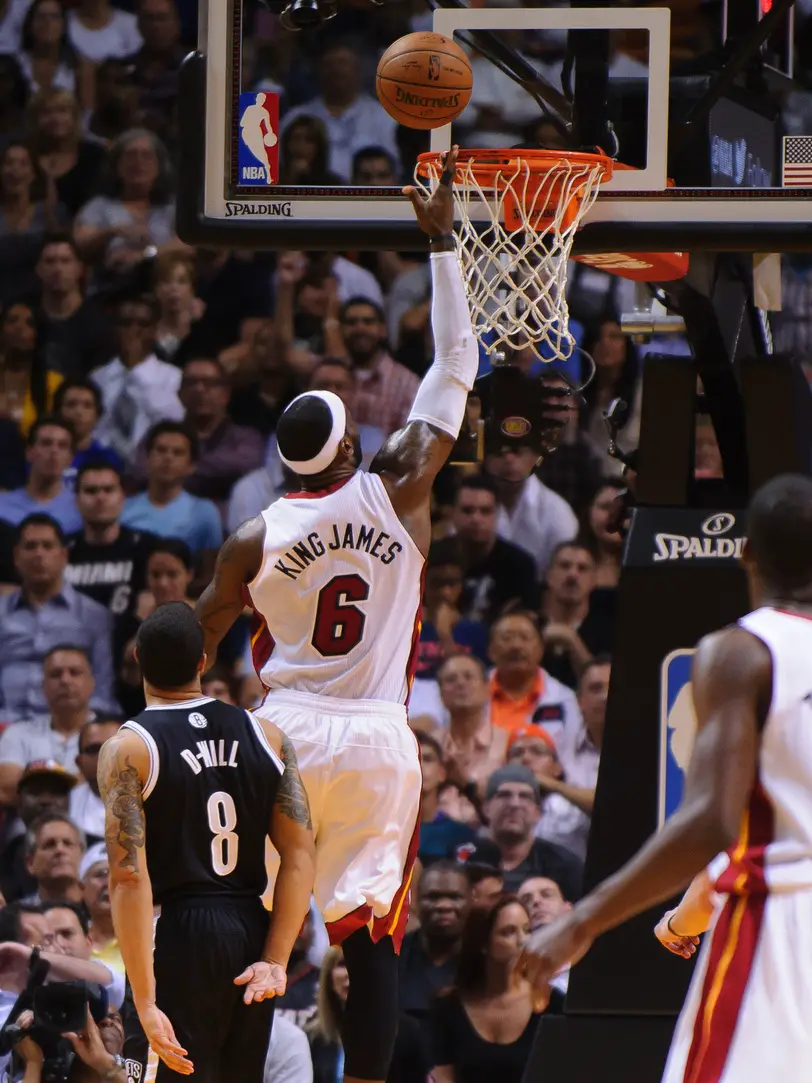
[{"xmin": 98, "ymin": 602, "xmax": 315, "ymax": 1081}]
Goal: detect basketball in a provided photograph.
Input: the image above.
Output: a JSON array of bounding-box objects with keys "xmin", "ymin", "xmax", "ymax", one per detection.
[{"xmin": 376, "ymin": 32, "xmax": 473, "ymax": 130}]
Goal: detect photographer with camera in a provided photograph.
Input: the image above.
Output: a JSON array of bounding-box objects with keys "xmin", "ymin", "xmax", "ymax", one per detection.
[
  {"xmin": 12, "ymin": 1004, "xmax": 126, "ymax": 1083},
  {"xmin": 0, "ymin": 900, "xmax": 126, "ymax": 1082}
]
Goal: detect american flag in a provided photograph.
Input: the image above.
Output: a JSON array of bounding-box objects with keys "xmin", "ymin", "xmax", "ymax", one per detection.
[{"xmin": 782, "ymin": 136, "xmax": 812, "ymax": 187}]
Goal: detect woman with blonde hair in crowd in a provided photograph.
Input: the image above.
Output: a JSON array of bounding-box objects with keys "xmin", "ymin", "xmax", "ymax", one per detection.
[
  {"xmin": 28, "ymin": 87, "xmax": 106, "ymax": 217},
  {"xmin": 431, "ymin": 896, "xmax": 563, "ymax": 1083},
  {"xmin": 308, "ymin": 946, "xmax": 431, "ymax": 1083},
  {"xmin": 153, "ymin": 251, "xmax": 204, "ymax": 360}
]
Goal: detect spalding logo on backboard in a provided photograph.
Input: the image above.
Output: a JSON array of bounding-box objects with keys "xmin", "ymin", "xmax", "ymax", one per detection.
[{"xmin": 238, "ymin": 92, "xmax": 280, "ymax": 185}]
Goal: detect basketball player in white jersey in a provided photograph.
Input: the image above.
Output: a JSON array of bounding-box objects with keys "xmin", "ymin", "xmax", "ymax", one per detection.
[
  {"xmin": 195, "ymin": 146, "xmax": 480, "ymax": 1083},
  {"xmin": 517, "ymin": 472, "xmax": 812, "ymax": 1083}
]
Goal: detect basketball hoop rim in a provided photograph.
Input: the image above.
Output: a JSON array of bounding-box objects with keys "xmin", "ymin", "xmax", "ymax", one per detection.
[{"xmin": 415, "ymin": 147, "xmax": 615, "ymax": 188}]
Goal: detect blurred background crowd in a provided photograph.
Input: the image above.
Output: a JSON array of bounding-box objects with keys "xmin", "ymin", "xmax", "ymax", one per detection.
[{"xmin": 0, "ymin": 0, "xmax": 805, "ymax": 1079}]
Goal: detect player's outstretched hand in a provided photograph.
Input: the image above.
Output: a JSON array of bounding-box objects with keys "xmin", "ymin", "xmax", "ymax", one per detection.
[
  {"xmin": 515, "ymin": 912, "xmax": 594, "ymax": 1012},
  {"xmin": 234, "ymin": 960, "xmax": 287, "ymax": 1004},
  {"xmin": 139, "ymin": 1003, "xmax": 194, "ymax": 1076},
  {"xmin": 654, "ymin": 909, "xmax": 701, "ymax": 959},
  {"xmin": 402, "ymin": 144, "xmax": 458, "ymax": 238}
]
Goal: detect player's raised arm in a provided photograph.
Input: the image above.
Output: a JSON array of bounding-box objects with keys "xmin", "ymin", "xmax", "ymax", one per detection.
[
  {"xmin": 235, "ymin": 720, "xmax": 316, "ymax": 1004},
  {"xmin": 98, "ymin": 728, "xmax": 193, "ymax": 1076},
  {"xmin": 516, "ymin": 624, "xmax": 770, "ymax": 1008},
  {"xmin": 371, "ymin": 147, "xmax": 479, "ymax": 528},
  {"xmin": 195, "ymin": 515, "xmax": 265, "ymax": 663}
]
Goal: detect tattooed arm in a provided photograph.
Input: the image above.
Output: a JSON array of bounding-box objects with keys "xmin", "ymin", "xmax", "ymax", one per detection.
[
  {"xmin": 234, "ymin": 717, "xmax": 316, "ymax": 1004},
  {"xmin": 195, "ymin": 516, "xmax": 265, "ymax": 665},
  {"xmin": 98, "ymin": 729, "xmax": 193, "ymax": 1075}
]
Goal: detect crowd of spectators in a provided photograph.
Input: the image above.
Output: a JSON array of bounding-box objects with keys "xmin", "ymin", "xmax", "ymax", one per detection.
[{"xmin": 0, "ymin": 0, "xmax": 806, "ymax": 1080}]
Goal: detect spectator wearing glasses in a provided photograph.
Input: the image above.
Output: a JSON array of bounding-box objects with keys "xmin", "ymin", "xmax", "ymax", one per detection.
[
  {"xmin": 34, "ymin": 233, "xmax": 114, "ymax": 376},
  {"xmin": 456, "ymin": 765, "xmax": 582, "ymax": 898},
  {"xmin": 69, "ymin": 718, "xmax": 123, "ymax": 842},
  {"xmin": 128, "ymin": 356, "xmax": 264, "ymax": 511},
  {"xmin": 90, "ymin": 294, "xmax": 183, "ymax": 460},
  {"xmin": 0, "ymin": 416, "xmax": 80, "ymax": 533},
  {"xmin": 0, "ymin": 517, "xmax": 118, "ymax": 724},
  {"xmin": 0, "ymin": 644, "xmax": 94, "ymax": 802},
  {"xmin": 55, "ymin": 381, "xmax": 123, "ymax": 474},
  {"xmin": 506, "ymin": 726, "xmax": 592, "ymax": 861},
  {"xmin": 74, "ymin": 128, "xmax": 185, "ymax": 280}
]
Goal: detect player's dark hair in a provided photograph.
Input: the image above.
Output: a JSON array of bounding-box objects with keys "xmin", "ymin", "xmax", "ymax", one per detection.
[
  {"xmin": 147, "ymin": 537, "xmax": 193, "ymax": 571},
  {"xmin": 75, "ymin": 457, "xmax": 124, "ymax": 490},
  {"xmin": 145, "ymin": 419, "xmax": 199, "ymax": 461},
  {"xmin": 42, "ymin": 900, "xmax": 90, "ymax": 936},
  {"xmin": 28, "ymin": 413, "xmax": 75, "ymax": 450},
  {"xmin": 16, "ymin": 512, "xmax": 66, "ymax": 546},
  {"xmin": 276, "ymin": 394, "xmax": 338, "ymax": 468},
  {"xmin": 747, "ymin": 473, "xmax": 812, "ymax": 593},
  {"xmin": 136, "ymin": 601, "xmax": 205, "ymax": 689},
  {"xmin": 53, "ymin": 377, "xmax": 102, "ymax": 419},
  {"xmin": 454, "ymin": 473, "xmax": 499, "ymax": 502},
  {"xmin": 339, "ymin": 296, "xmax": 385, "ymax": 324}
]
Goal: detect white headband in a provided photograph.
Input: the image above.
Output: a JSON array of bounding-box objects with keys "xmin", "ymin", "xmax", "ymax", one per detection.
[{"xmin": 278, "ymin": 390, "xmax": 347, "ymax": 475}]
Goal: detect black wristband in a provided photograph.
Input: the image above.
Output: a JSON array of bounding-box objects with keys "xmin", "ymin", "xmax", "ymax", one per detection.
[{"xmin": 429, "ymin": 232, "xmax": 454, "ymax": 244}]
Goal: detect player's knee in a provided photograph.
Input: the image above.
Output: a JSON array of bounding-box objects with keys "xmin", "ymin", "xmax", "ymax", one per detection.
[{"xmin": 341, "ymin": 928, "xmax": 399, "ymax": 1079}]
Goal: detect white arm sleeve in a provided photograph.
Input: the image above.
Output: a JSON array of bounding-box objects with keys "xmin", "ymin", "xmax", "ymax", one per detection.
[{"xmin": 407, "ymin": 250, "xmax": 479, "ymax": 438}]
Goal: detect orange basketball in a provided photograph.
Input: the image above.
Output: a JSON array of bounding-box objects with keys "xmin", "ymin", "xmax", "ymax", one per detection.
[{"xmin": 376, "ymin": 32, "xmax": 472, "ymax": 130}]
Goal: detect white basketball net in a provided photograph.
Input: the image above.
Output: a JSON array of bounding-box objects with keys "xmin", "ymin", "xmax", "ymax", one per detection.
[{"xmin": 416, "ymin": 153, "xmax": 609, "ymax": 361}]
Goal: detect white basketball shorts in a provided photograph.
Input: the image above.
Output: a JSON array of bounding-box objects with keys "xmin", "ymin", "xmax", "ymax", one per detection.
[
  {"xmin": 663, "ymin": 888, "xmax": 812, "ymax": 1083},
  {"xmin": 256, "ymin": 689, "xmax": 422, "ymax": 952}
]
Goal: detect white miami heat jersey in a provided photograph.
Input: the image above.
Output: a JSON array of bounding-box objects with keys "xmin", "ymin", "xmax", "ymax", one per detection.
[
  {"xmin": 714, "ymin": 607, "xmax": 812, "ymax": 895},
  {"xmin": 246, "ymin": 472, "xmax": 425, "ymax": 704}
]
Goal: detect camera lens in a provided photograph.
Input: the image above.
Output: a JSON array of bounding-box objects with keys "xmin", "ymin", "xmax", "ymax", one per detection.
[{"xmin": 280, "ymin": 0, "xmax": 323, "ymax": 29}]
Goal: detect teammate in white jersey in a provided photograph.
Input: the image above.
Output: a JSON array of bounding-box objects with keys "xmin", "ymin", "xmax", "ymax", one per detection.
[
  {"xmin": 517, "ymin": 472, "xmax": 812, "ymax": 1083},
  {"xmin": 196, "ymin": 146, "xmax": 480, "ymax": 1083}
]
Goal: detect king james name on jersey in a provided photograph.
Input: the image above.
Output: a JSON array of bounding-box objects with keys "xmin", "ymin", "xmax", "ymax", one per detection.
[{"xmin": 274, "ymin": 523, "xmax": 404, "ymax": 580}]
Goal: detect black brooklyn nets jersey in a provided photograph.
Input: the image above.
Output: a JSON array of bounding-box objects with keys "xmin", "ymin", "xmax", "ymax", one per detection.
[{"xmin": 122, "ymin": 696, "xmax": 283, "ymax": 905}]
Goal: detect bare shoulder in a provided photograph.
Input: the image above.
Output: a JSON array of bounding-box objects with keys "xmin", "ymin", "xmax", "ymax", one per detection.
[
  {"xmin": 218, "ymin": 514, "xmax": 266, "ymax": 573},
  {"xmin": 692, "ymin": 625, "xmax": 773, "ymax": 707},
  {"xmin": 371, "ymin": 420, "xmax": 454, "ymax": 484},
  {"xmin": 97, "ymin": 727, "xmax": 149, "ymax": 797}
]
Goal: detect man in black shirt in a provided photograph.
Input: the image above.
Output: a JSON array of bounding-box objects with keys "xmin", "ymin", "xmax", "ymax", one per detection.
[
  {"xmin": 431, "ymin": 475, "xmax": 538, "ymax": 624},
  {"xmin": 540, "ymin": 541, "xmax": 616, "ymax": 689},
  {"xmin": 65, "ymin": 460, "xmax": 154, "ymax": 662},
  {"xmin": 35, "ymin": 234, "xmax": 115, "ymax": 378},
  {"xmin": 99, "ymin": 602, "xmax": 316, "ymax": 1082},
  {"xmin": 456, "ymin": 765, "xmax": 582, "ymax": 899},
  {"xmin": 399, "ymin": 861, "xmax": 471, "ymax": 1033}
]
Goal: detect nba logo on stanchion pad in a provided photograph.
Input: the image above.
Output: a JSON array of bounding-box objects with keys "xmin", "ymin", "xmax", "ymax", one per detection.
[
  {"xmin": 658, "ymin": 649, "xmax": 698, "ymax": 829},
  {"xmin": 238, "ymin": 92, "xmax": 279, "ymax": 185}
]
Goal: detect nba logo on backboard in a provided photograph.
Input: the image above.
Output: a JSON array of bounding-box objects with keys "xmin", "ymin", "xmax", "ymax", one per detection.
[
  {"xmin": 659, "ymin": 649, "xmax": 698, "ymax": 828},
  {"xmin": 238, "ymin": 92, "xmax": 279, "ymax": 185}
]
